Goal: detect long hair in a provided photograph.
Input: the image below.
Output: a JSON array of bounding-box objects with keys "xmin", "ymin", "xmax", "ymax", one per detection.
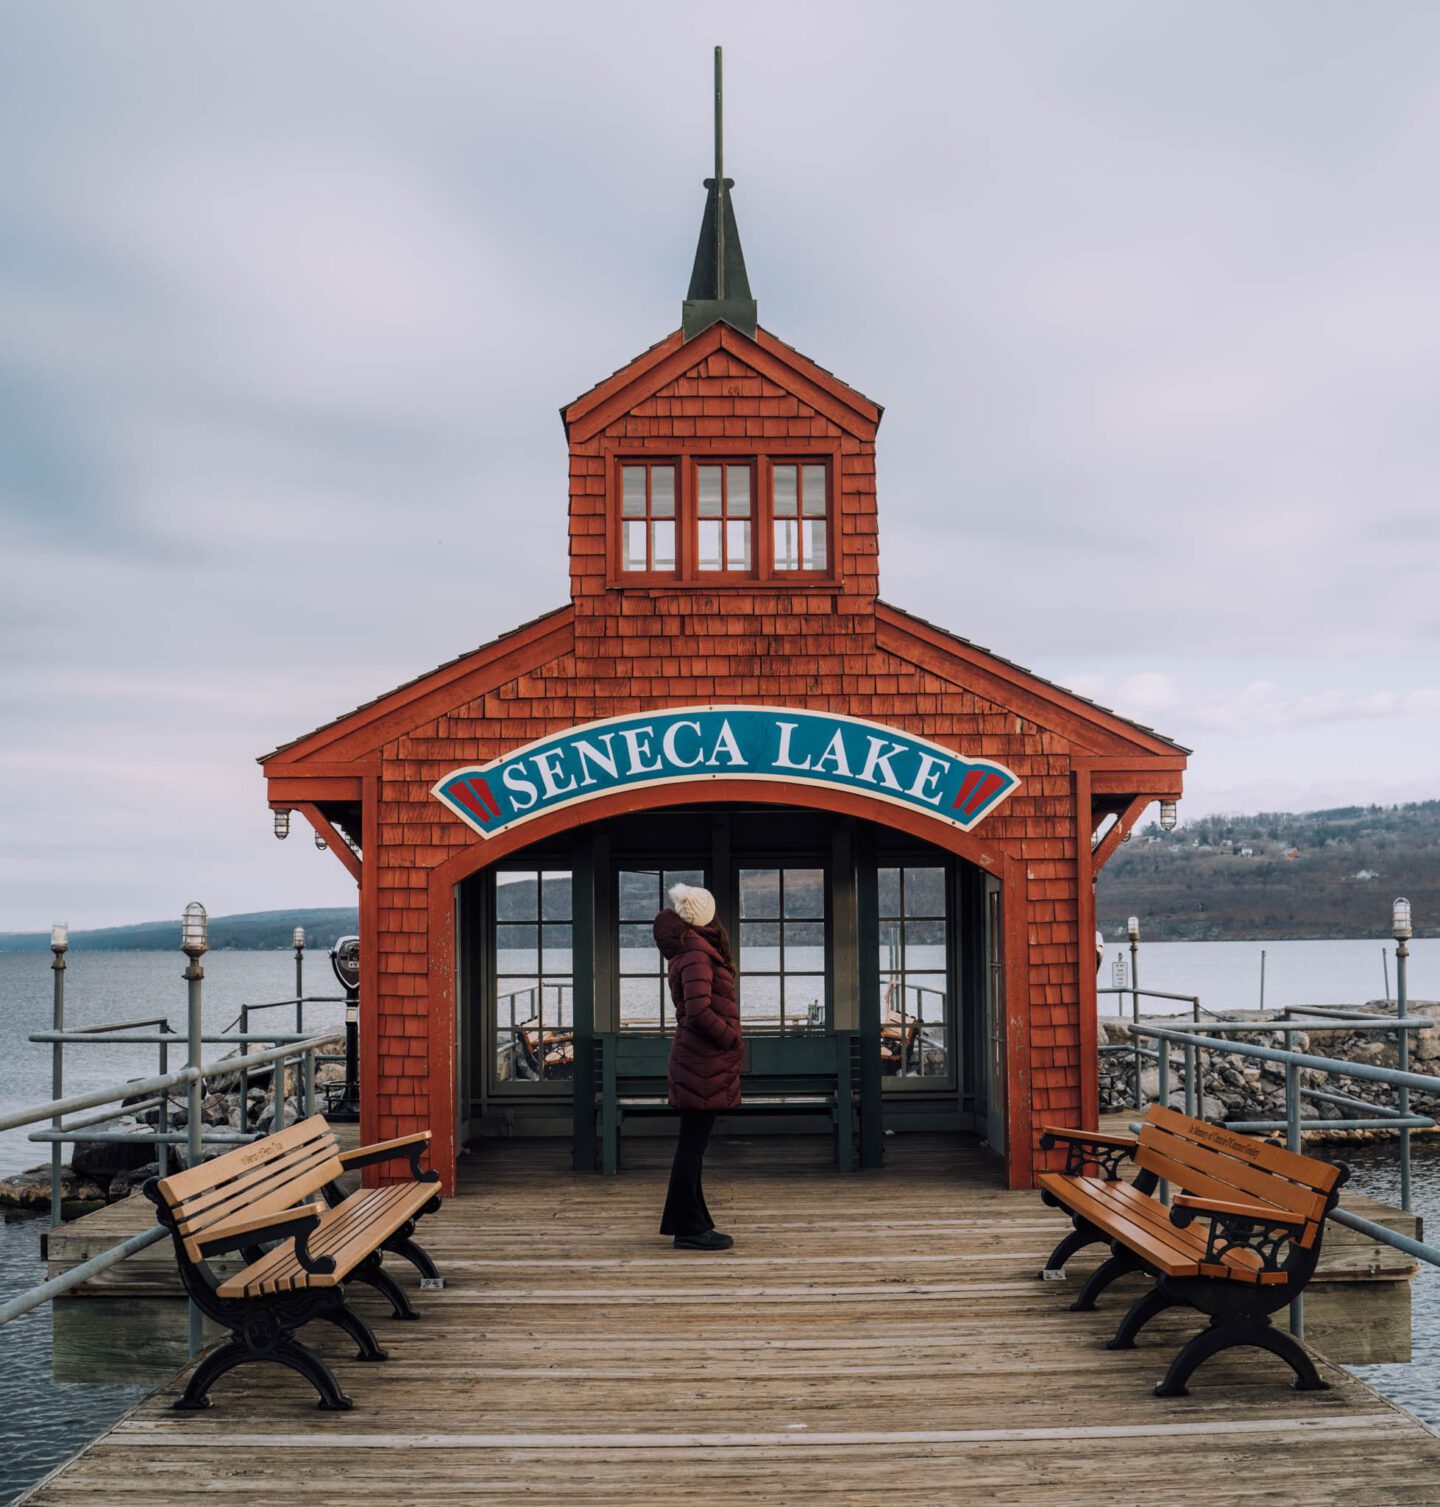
[{"xmin": 710, "ymin": 919, "xmax": 737, "ymax": 973}]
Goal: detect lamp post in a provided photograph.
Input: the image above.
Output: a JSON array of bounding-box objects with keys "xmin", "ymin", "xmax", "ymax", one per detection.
[
  {"xmin": 49, "ymin": 924, "xmax": 67, "ymax": 1227},
  {"xmin": 293, "ymin": 926, "xmax": 306, "ymax": 1036},
  {"xmin": 1394, "ymin": 897, "xmax": 1413, "ymax": 1212},
  {"xmin": 180, "ymin": 902, "xmax": 208, "ymax": 1357},
  {"xmin": 329, "ymin": 935, "xmax": 361, "ymax": 1122},
  {"xmin": 1128, "ymin": 915, "xmax": 1142, "ymax": 1107}
]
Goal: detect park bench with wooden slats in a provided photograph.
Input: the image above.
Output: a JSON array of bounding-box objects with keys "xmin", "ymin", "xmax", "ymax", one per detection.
[
  {"xmin": 1036, "ymin": 1103, "xmax": 1349, "ymax": 1396},
  {"xmin": 595, "ymin": 1031, "xmax": 859, "ymax": 1176},
  {"xmin": 143, "ymin": 1114, "xmax": 443, "ymax": 1411}
]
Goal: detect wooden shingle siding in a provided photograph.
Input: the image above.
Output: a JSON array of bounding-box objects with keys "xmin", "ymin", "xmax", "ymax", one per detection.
[{"xmin": 263, "ymin": 320, "xmax": 1184, "ymax": 1196}]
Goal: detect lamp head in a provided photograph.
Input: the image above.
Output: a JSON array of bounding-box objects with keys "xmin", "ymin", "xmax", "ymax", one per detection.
[
  {"xmin": 314, "ymin": 830, "xmax": 327, "ymax": 851},
  {"xmin": 1127, "ymin": 915, "xmax": 1141, "ymax": 942},
  {"xmin": 292, "ymin": 926, "xmax": 305, "ymax": 950},
  {"xmin": 1393, "ymin": 897, "xmax": 1413, "ymax": 942},
  {"xmin": 273, "ymin": 808, "xmax": 290, "ymax": 840},
  {"xmin": 181, "ymin": 901, "xmax": 209, "ymax": 958},
  {"xmin": 50, "ymin": 922, "xmax": 68, "ymax": 954},
  {"xmin": 1159, "ymin": 801, "xmax": 1178, "ymax": 831}
]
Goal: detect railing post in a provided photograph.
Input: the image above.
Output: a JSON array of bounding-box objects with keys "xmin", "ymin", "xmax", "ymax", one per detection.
[
  {"xmin": 181, "ymin": 903, "xmax": 208, "ymax": 1358},
  {"xmin": 1396, "ymin": 922, "xmax": 1412, "ymax": 1214},
  {"xmin": 1128, "ymin": 918, "xmax": 1142, "ymax": 1109},
  {"xmin": 1183, "ymin": 1039, "xmax": 1196, "ymax": 1119},
  {"xmin": 303, "ymin": 1046, "xmax": 317, "ymax": 1118},
  {"xmin": 239, "ymin": 1002, "xmax": 250, "ymax": 1127},
  {"xmin": 1285, "ymin": 1043, "xmax": 1304, "ymax": 1339},
  {"xmin": 1157, "ymin": 1042, "xmax": 1171, "ymax": 1204},
  {"xmin": 273, "ymin": 1052, "xmax": 287, "ymax": 1134},
  {"xmin": 157, "ymin": 1026, "xmax": 172, "ymax": 1178},
  {"xmin": 49, "ymin": 927, "xmax": 68, "ymax": 1227}
]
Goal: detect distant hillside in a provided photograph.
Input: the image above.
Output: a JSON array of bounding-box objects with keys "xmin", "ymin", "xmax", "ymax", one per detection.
[
  {"xmin": 0, "ymin": 908, "xmax": 360, "ymax": 953},
  {"xmin": 1097, "ymin": 800, "xmax": 1440, "ymax": 941}
]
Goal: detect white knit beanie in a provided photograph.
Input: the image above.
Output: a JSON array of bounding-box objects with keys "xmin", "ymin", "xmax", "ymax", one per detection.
[{"xmin": 668, "ymin": 882, "xmax": 716, "ymax": 928}]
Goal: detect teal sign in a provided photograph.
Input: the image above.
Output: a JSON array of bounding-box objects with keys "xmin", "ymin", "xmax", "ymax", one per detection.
[{"xmin": 433, "ymin": 707, "xmax": 1018, "ymax": 840}]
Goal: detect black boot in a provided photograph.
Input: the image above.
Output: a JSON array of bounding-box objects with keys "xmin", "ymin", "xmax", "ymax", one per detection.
[{"xmin": 674, "ymin": 1229, "xmax": 733, "ymax": 1251}]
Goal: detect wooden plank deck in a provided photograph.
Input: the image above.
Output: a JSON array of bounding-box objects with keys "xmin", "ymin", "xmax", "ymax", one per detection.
[{"xmin": 24, "ymin": 1133, "xmax": 1440, "ymax": 1506}]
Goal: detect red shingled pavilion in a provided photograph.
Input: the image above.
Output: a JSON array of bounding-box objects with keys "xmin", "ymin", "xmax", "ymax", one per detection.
[{"xmin": 260, "ymin": 110, "xmax": 1186, "ymax": 1196}]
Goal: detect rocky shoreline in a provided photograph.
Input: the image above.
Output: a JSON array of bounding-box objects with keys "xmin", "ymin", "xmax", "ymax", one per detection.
[
  {"xmin": 1100, "ymin": 1000, "xmax": 1440, "ymax": 1143},
  {"xmin": 0, "ymin": 1038, "xmax": 345, "ymax": 1215}
]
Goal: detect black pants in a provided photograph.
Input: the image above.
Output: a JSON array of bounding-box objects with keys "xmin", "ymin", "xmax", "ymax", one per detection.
[{"xmin": 659, "ymin": 1110, "xmax": 717, "ymax": 1236}]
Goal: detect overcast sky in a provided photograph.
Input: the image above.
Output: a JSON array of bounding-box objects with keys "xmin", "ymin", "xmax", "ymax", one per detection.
[{"xmin": 3, "ymin": 2, "xmax": 1438, "ymax": 930}]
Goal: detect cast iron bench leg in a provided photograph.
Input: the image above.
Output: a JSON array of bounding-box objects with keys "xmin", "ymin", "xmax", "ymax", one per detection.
[
  {"xmin": 1068, "ymin": 1247, "xmax": 1145, "ymax": 1312},
  {"xmin": 321, "ymin": 1299, "xmax": 389, "ymax": 1359},
  {"xmin": 349, "ymin": 1252, "xmax": 418, "ymax": 1322},
  {"xmin": 1106, "ymin": 1285, "xmax": 1183, "ymax": 1350},
  {"xmin": 175, "ymin": 1329, "xmax": 354, "ymax": 1413},
  {"xmin": 1155, "ymin": 1315, "xmax": 1330, "ymax": 1398},
  {"xmin": 1041, "ymin": 1218, "xmax": 1106, "ymax": 1277}
]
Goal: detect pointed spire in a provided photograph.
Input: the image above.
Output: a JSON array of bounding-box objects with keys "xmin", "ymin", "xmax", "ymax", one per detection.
[{"xmin": 682, "ymin": 46, "xmax": 757, "ymax": 341}]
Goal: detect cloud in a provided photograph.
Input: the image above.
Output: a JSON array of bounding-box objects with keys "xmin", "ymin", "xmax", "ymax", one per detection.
[{"xmin": 3, "ymin": 2, "xmax": 1440, "ymax": 924}]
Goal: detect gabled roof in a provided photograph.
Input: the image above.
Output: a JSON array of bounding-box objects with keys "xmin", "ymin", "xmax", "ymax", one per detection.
[
  {"xmin": 560, "ymin": 322, "xmax": 883, "ymax": 444},
  {"xmin": 876, "ymin": 601, "xmax": 1190, "ymax": 760}
]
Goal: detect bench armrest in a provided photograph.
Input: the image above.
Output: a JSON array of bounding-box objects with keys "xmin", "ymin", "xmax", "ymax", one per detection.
[
  {"xmin": 339, "ymin": 1130, "xmax": 438, "ymax": 1182},
  {"xmin": 1038, "ymin": 1125, "xmax": 1137, "ymax": 1180},
  {"xmin": 1170, "ymin": 1193, "xmax": 1309, "ymax": 1278},
  {"xmin": 1170, "ymin": 1194, "xmax": 1307, "ymax": 1228},
  {"xmin": 198, "ymin": 1201, "xmax": 336, "ymax": 1274},
  {"xmin": 1039, "ymin": 1126, "xmax": 1138, "ymax": 1150}
]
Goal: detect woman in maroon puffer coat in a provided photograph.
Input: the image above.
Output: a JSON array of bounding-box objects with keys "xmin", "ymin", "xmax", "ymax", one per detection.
[{"xmin": 653, "ymin": 883, "xmax": 742, "ymax": 1251}]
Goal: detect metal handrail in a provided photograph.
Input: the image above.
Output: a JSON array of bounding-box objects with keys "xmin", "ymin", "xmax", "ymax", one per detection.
[
  {"xmin": 29, "ymin": 1031, "xmax": 324, "ymax": 1045},
  {"xmin": 1098, "ymin": 985, "xmax": 1203, "ymax": 1007},
  {"xmin": 0, "ymin": 1224, "xmax": 169, "ymax": 1328},
  {"xmin": 70, "ymin": 1016, "xmax": 170, "ymax": 1035},
  {"xmin": 0, "ymin": 1036, "xmax": 335, "ymax": 1135},
  {"xmin": 1128, "ymin": 1017, "xmax": 1440, "ymax": 1336}
]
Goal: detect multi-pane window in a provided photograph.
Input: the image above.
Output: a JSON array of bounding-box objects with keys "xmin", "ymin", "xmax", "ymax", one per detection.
[
  {"xmin": 494, "ymin": 869, "xmax": 573, "ymax": 1084},
  {"xmin": 620, "ymin": 462, "xmax": 677, "ymax": 573},
  {"xmin": 878, "ymin": 866, "xmax": 950, "ymax": 1080},
  {"xmin": 617, "ymin": 867, "xmax": 706, "ymax": 1031},
  {"xmin": 738, "ymin": 867, "xmax": 826, "ymax": 1032},
  {"xmin": 696, "ymin": 463, "xmax": 752, "ymax": 572},
  {"xmin": 772, "ymin": 463, "xmax": 828, "ymax": 572}
]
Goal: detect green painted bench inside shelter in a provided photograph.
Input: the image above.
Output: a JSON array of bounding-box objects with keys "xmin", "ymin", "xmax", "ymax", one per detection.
[{"xmin": 594, "ymin": 1031, "xmax": 860, "ymax": 1176}]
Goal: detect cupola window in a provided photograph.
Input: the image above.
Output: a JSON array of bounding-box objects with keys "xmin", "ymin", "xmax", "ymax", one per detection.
[
  {"xmin": 772, "ymin": 462, "xmax": 828, "ymax": 571},
  {"xmin": 620, "ymin": 462, "xmax": 677, "ymax": 573},
  {"xmin": 696, "ymin": 463, "xmax": 753, "ymax": 572}
]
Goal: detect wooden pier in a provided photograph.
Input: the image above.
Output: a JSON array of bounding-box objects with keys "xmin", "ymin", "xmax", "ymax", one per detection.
[{"xmin": 24, "ymin": 1134, "xmax": 1440, "ymax": 1506}]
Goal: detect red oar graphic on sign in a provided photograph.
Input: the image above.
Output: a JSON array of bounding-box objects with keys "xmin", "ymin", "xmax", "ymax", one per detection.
[
  {"xmin": 954, "ymin": 768, "xmax": 1007, "ymax": 822},
  {"xmin": 446, "ymin": 776, "xmax": 501, "ymax": 826}
]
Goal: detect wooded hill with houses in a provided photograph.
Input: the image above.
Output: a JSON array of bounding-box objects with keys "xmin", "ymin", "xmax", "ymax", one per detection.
[{"xmin": 1096, "ymin": 800, "xmax": 1440, "ymax": 940}]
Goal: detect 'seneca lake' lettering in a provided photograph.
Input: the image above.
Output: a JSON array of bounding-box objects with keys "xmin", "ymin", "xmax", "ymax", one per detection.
[{"xmin": 433, "ymin": 707, "xmax": 1018, "ymax": 839}]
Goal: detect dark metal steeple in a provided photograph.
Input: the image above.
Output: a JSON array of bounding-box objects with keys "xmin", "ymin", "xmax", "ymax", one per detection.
[{"xmin": 682, "ymin": 46, "xmax": 757, "ymax": 341}]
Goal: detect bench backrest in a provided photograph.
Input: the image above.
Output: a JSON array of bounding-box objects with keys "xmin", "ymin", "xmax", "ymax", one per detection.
[
  {"xmin": 153, "ymin": 1114, "xmax": 343, "ymax": 1262},
  {"xmin": 598, "ymin": 1031, "xmax": 858, "ymax": 1097},
  {"xmin": 1137, "ymin": 1104, "xmax": 1343, "ymax": 1250}
]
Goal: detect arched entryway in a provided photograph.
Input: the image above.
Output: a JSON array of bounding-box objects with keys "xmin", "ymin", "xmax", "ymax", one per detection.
[{"xmin": 443, "ymin": 798, "xmax": 1019, "ymax": 1174}]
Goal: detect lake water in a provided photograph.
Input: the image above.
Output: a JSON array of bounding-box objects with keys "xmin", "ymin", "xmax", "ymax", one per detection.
[{"xmin": 0, "ymin": 941, "xmax": 1435, "ymax": 1504}]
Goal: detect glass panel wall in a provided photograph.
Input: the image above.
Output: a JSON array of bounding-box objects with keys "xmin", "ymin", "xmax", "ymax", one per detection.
[
  {"xmin": 877, "ymin": 864, "xmax": 952, "ymax": 1081},
  {"xmin": 737, "ymin": 866, "xmax": 826, "ymax": 1031},
  {"xmin": 494, "ymin": 868, "xmax": 574, "ymax": 1084},
  {"xmin": 617, "ymin": 866, "xmax": 706, "ymax": 1031}
]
